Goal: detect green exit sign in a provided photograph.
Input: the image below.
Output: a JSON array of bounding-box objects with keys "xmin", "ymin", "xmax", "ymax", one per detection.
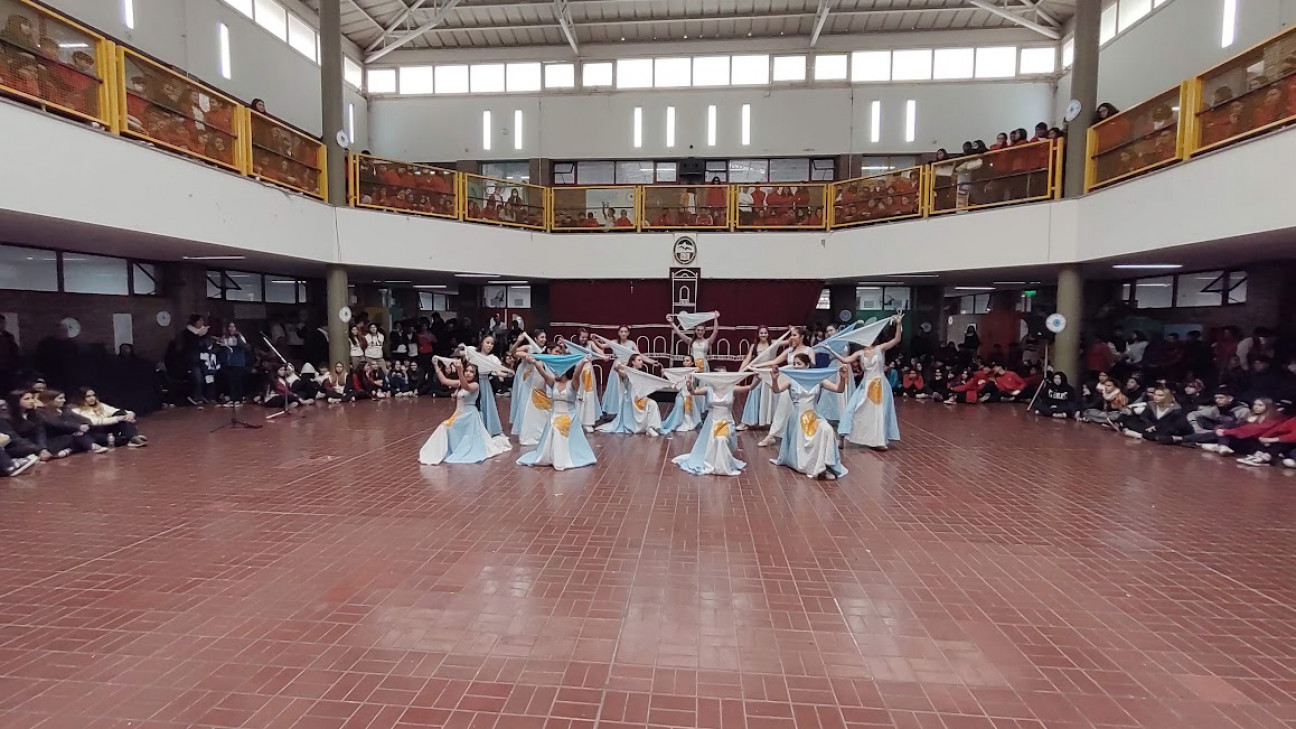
[{"xmin": 1023, "ymin": 289, "xmax": 1038, "ymax": 297}]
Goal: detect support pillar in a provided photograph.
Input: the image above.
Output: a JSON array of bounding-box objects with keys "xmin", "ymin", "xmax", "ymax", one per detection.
[
  {"xmin": 1055, "ymin": 266, "xmax": 1083, "ymax": 380},
  {"xmin": 319, "ymin": 0, "xmax": 347, "ymax": 206},
  {"xmin": 326, "ymin": 265, "xmax": 349, "ymax": 366},
  {"xmin": 1063, "ymin": 0, "xmax": 1100, "ymax": 197}
]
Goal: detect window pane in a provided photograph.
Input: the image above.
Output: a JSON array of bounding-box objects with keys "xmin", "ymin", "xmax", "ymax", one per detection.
[
  {"xmin": 769, "ymin": 158, "xmax": 809, "ymax": 182},
  {"xmin": 582, "ymin": 61, "xmax": 612, "ymax": 87},
  {"xmin": 435, "ymin": 65, "xmax": 469, "ymax": 93},
  {"xmin": 265, "ymin": 277, "xmax": 298, "ymax": 303},
  {"xmin": 933, "ymin": 47, "xmax": 974, "ymax": 79},
  {"xmin": 851, "ymin": 51, "xmax": 891, "ymax": 82},
  {"xmin": 576, "ymin": 160, "xmax": 615, "ymax": 184},
  {"xmin": 975, "ymin": 46, "xmax": 1016, "ymax": 78},
  {"xmin": 1062, "ymin": 38, "xmax": 1075, "ymax": 67},
  {"xmin": 810, "ymin": 158, "xmax": 835, "ymax": 180},
  {"xmin": 727, "ymin": 159, "xmax": 768, "ymax": 183},
  {"xmin": 654, "ymin": 57, "xmax": 691, "ymax": 87},
  {"xmin": 480, "ymin": 161, "xmax": 531, "ymax": 182},
  {"xmin": 731, "ymin": 54, "xmax": 770, "ymax": 84},
  {"xmin": 506, "ymin": 62, "xmax": 541, "ymax": 91},
  {"xmin": 253, "ymin": 0, "xmax": 287, "ymax": 40},
  {"xmin": 544, "ymin": 62, "xmax": 575, "ymax": 88},
  {"xmin": 772, "ymin": 55, "xmax": 806, "ymax": 81},
  {"xmin": 814, "ymin": 54, "xmax": 848, "ymax": 80},
  {"xmin": 553, "ymin": 162, "xmax": 576, "ymax": 185},
  {"xmin": 0, "ymin": 246, "xmax": 57, "ymax": 291},
  {"xmin": 1118, "ymin": 0, "xmax": 1151, "ymax": 31},
  {"xmin": 1175, "ymin": 271, "xmax": 1225, "ymax": 307},
  {"xmin": 655, "ymin": 162, "xmax": 677, "ymax": 182},
  {"xmin": 470, "ymin": 63, "xmax": 505, "ymax": 92},
  {"xmin": 367, "ymin": 68, "xmax": 396, "ymax": 93},
  {"xmin": 399, "ymin": 66, "xmax": 434, "ymax": 94},
  {"xmin": 857, "ymin": 287, "xmax": 882, "ymax": 310},
  {"xmin": 817, "ymin": 289, "xmax": 831, "ymax": 310},
  {"xmin": 1227, "ymin": 271, "xmax": 1247, "ymax": 304},
  {"xmin": 1133, "ymin": 276, "xmax": 1173, "ymax": 309},
  {"xmin": 882, "ymin": 287, "xmax": 912, "ymax": 310},
  {"xmin": 224, "ymin": 0, "xmax": 253, "ymax": 18},
  {"xmin": 287, "ymin": 14, "xmax": 316, "ymax": 60},
  {"xmin": 692, "ymin": 56, "xmax": 731, "ymax": 86},
  {"xmin": 1019, "ymin": 47, "xmax": 1056, "ymax": 74},
  {"xmin": 132, "ymin": 263, "xmax": 157, "ymax": 295},
  {"xmin": 891, "ymin": 49, "xmax": 932, "ymax": 80},
  {"xmin": 224, "ymin": 271, "xmax": 264, "ymax": 302},
  {"xmin": 344, "ymin": 57, "xmax": 363, "ymax": 89},
  {"xmin": 208, "ymin": 273, "xmax": 223, "ymax": 299},
  {"xmin": 616, "ymin": 58, "xmax": 653, "ymax": 88},
  {"xmin": 297, "ymin": 282, "xmax": 308, "ymax": 303},
  {"xmin": 615, "ymin": 160, "xmax": 655, "ymax": 184},
  {"xmin": 1100, "ymin": 3, "xmax": 1117, "ymax": 44}
]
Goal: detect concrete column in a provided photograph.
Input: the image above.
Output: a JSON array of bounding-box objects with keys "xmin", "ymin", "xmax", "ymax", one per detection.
[
  {"xmin": 319, "ymin": 0, "xmax": 347, "ymax": 206},
  {"xmin": 1063, "ymin": 0, "xmax": 1101, "ymax": 197},
  {"xmin": 1054, "ymin": 265, "xmax": 1083, "ymax": 379},
  {"xmin": 326, "ymin": 264, "xmax": 349, "ymax": 366}
]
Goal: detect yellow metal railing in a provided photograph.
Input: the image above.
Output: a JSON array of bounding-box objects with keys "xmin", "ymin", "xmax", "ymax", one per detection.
[
  {"xmin": 640, "ymin": 184, "xmax": 732, "ymax": 229},
  {"xmin": 462, "ymin": 173, "xmax": 547, "ymax": 230},
  {"xmin": 1086, "ymin": 84, "xmax": 1191, "ymax": 191},
  {"xmin": 1189, "ymin": 24, "xmax": 1296, "ymax": 156},
  {"xmin": 249, "ymin": 110, "xmax": 326, "ymax": 199},
  {"xmin": 550, "ymin": 186, "xmax": 640, "ymax": 231},
  {"xmin": 732, "ymin": 184, "xmax": 828, "ymax": 230},
  {"xmin": 0, "ymin": 0, "xmax": 116, "ymax": 129},
  {"xmin": 927, "ymin": 139, "xmax": 1062, "ymax": 215},
  {"xmin": 351, "ymin": 153, "xmax": 458, "ymax": 218},
  {"xmin": 829, "ymin": 167, "xmax": 924, "ymax": 228},
  {"xmin": 117, "ymin": 47, "xmax": 245, "ymax": 173}
]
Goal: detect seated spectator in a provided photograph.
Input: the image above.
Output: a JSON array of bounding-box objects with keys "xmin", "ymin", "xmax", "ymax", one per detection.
[
  {"xmin": 71, "ymin": 388, "xmax": 148, "ymax": 448},
  {"xmin": 981, "ymin": 365, "xmax": 1027, "ymax": 402},
  {"xmin": 284, "ymin": 364, "xmax": 318, "ymax": 403},
  {"xmin": 262, "ymin": 363, "xmax": 303, "ymax": 409},
  {"xmin": 1203, "ymin": 398, "xmax": 1286, "ymax": 458},
  {"xmin": 387, "ymin": 361, "xmax": 413, "ymax": 397},
  {"xmin": 8, "ymin": 388, "xmax": 85, "ymax": 460},
  {"xmin": 1083, "ymin": 378, "xmax": 1128, "ymax": 425},
  {"xmin": 347, "ymin": 361, "xmax": 386, "ymax": 400},
  {"xmin": 926, "ymin": 366, "xmax": 950, "ymax": 402},
  {"xmin": 1032, "ymin": 371, "xmax": 1078, "ymax": 419},
  {"xmin": 0, "ymin": 402, "xmax": 40, "ymax": 476},
  {"xmin": 1243, "ymin": 404, "xmax": 1296, "ymax": 467},
  {"xmin": 1166, "ymin": 386, "xmax": 1251, "ymax": 448},
  {"xmin": 899, "ymin": 366, "xmax": 925, "ymax": 398},
  {"xmin": 1120, "ymin": 384, "xmax": 1191, "ymax": 444},
  {"xmin": 36, "ymin": 389, "xmax": 105, "ymax": 454},
  {"xmin": 317, "ymin": 362, "xmax": 354, "ymax": 403},
  {"xmin": 406, "ymin": 360, "xmax": 429, "ymax": 396}
]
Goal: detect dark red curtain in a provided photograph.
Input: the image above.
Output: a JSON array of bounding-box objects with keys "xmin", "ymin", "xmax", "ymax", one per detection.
[{"xmin": 549, "ymin": 279, "xmax": 822, "ymax": 329}]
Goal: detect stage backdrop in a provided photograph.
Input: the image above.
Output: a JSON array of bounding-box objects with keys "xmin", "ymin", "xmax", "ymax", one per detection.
[{"xmin": 550, "ymin": 279, "xmax": 823, "ymax": 329}]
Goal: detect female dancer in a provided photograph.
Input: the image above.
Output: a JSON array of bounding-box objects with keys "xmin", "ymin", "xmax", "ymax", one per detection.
[
  {"xmin": 674, "ymin": 371, "xmax": 756, "ymax": 476},
  {"xmin": 739, "ymin": 326, "xmax": 785, "ymax": 430},
  {"xmin": 769, "ymin": 356, "xmax": 850, "ymax": 479},
  {"xmin": 591, "ymin": 326, "xmax": 639, "ymax": 415},
  {"xmin": 756, "ymin": 326, "xmax": 814, "ymax": 448},
  {"xmin": 668, "ymin": 312, "xmax": 720, "ymax": 373},
  {"xmin": 510, "ymin": 331, "xmax": 550, "ymax": 446},
  {"xmin": 417, "ymin": 362, "xmax": 512, "ymax": 465},
  {"xmin": 836, "ymin": 316, "xmax": 903, "ymax": 450},
  {"xmin": 517, "ymin": 354, "xmax": 597, "ymax": 471},
  {"xmin": 467, "ymin": 334, "xmax": 505, "ymax": 437},
  {"xmin": 559, "ymin": 335, "xmax": 607, "ymax": 433},
  {"xmin": 598, "ymin": 353, "xmax": 666, "ymax": 436},
  {"xmin": 660, "ymin": 357, "xmax": 702, "ymax": 433},
  {"xmin": 815, "ymin": 324, "xmax": 856, "ymax": 423}
]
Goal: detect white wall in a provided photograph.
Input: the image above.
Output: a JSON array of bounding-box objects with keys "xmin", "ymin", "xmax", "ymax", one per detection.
[
  {"xmin": 369, "ymin": 81, "xmax": 1054, "ymax": 161},
  {"xmin": 40, "ymin": 0, "xmax": 369, "ymax": 146},
  {"xmin": 1055, "ymin": 0, "xmax": 1296, "ymax": 119}
]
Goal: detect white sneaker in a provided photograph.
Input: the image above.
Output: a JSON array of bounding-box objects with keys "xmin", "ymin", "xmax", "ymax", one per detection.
[
  {"xmin": 1283, "ymin": 458, "xmax": 1296, "ymax": 469},
  {"xmin": 757, "ymin": 435, "xmax": 776, "ymax": 447},
  {"xmin": 8, "ymin": 455, "xmax": 36, "ymax": 477},
  {"xmin": 90, "ymin": 444, "xmax": 110, "ymax": 454},
  {"xmin": 1237, "ymin": 453, "xmax": 1269, "ymax": 466},
  {"xmin": 1217, "ymin": 446, "xmax": 1235, "ymax": 456},
  {"xmin": 1200, "ymin": 443, "xmax": 1221, "ymax": 453}
]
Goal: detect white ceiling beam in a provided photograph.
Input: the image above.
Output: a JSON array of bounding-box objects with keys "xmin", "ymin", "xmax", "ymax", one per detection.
[
  {"xmin": 344, "ymin": 0, "xmax": 387, "ymax": 34},
  {"xmin": 966, "ymin": 0, "xmax": 1060, "ymax": 39},
  {"xmin": 1017, "ymin": 0, "xmax": 1062, "ymax": 28},
  {"xmin": 554, "ymin": 0, "xmax": 580, "ymax": 55},
  {"xmin": 364, "ymin": 0, "xmax": 434, "ymax": 52},
  {"xmin": 365, "ymin": 0, "xmax": 464, "ymax": 61},
  {"xmin": 810, "ymin": 0, "xmax": 833, "ymax": 48}
]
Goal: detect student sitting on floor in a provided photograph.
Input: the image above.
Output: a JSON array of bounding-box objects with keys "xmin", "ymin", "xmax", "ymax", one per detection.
[
  {"xmin": 981, "ymin": 365, "xmax": 1027, "ymax": 402},
  {"xmin": 0, "ymin": 406, "xmax": 39, "ymax": 477},
  {"xmin": 1202, "ymin": 398, "xmax": 1286, "ymax": 458},
  {"xmin": 1241, "ymin": 403, "xmax": 1296, "ymax": 468},
  {"xmin": 263, "ymin": 364, "xmax": 303, "ymax": 409},
  {"xmin": 1032, "ymin": 371, "xmax": 1079, "ymax": 419},
  {"xmin": 71, "ymin": 388, "xmax": 148, "ymax": 448},
  {"xmin": 36, "ymin": 390, "xmax": 105, "ymax": 454},
  {"xmin": 1170, "ymin": 386, "xmax": 1251, "ymax": 448},
  {"xmin": 317, "ymin": 363, "xmax": 354, "ymax": 403},
  {"xmin": 1082, "ymin": 378, "xmax": 1128, "ymax": 425},
  {"xmin": 899, "ymin": 366, "xmax": 925, "ymax": 398},
  {"xmin": 1120, "ymin": 384, "xmax": 1191, "ymax": 443}
]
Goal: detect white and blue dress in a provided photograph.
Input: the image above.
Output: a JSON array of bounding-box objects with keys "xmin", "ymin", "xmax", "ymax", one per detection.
[
  {"xmin": 674, "ymin": 389, "xmax": 744, "ymax": 476},
  {"xmin": 517, "ymin": 381, "xmax": 597, "ymax": 470},
  {"xmin": 418, "ymin": 388, "xmax": 513, "ymax": 465},
  {"xmin": 512, "ymin": 363, "xmax": 551, "ymax": 447},
  {"xmin": 660, "ymin": 382, "xmax": 702, "ymax": 433},
  {"xmin": 815, "ymin": 368, "xmax": 855, "ymax": 423},
  {"xmin": 741, "ymin": 345, "xmax": 777, "ymax": 428},
  {"xmin": 599, "ymin": 340, "xmax": 638, "ymax": 414},
  {"xmin": 598, "ymin": 370, "xmax": 663, "ymax": 435},
  {"xmin": 772, "ymin": 382, "xmax": 848, "ymax": 479},
  {"xmin": 839, "ymin": 349, "xmax": 900, "ymax": 449}
]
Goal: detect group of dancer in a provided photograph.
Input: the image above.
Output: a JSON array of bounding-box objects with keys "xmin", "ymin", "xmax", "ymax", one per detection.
[{"xmin": 417, "ymin": 311, "xmax": 904, "ymax": 479}]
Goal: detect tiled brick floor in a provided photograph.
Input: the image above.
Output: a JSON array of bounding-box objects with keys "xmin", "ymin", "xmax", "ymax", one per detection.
[{"xmin": 0, "ymin": 398, "xmax": 1293, "ymax": 729}]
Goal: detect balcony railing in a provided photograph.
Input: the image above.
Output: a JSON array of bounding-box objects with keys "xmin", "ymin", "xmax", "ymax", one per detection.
[
  {"xmin": 641, "ymin": 185, "xmax": 732, "ymax": 230},
  {"xmin": 551, "ymin": 186, "xmax": 641, "ymax": 231},
  {"xmin": 1189, "ymin": 25, "xmax": 1296, "ymax": 156},
  {"xmin": 733, "ymin": 184, "xmax": 828, "ymax": 231},
  {"xmin": 0, "ymin": 0, "xmax": 114, "ymax": 129},
  {"xmin": 249, "ymin": 110, "xmax": 326, "ymax": 199},
  {"xmin": 1087, "ymin": 84, "xmax": 1190, "ymax": 191},
  {"xmin": 929, "ymin": 139, "xmax": 1062, "ymax": 215},
  {"xmin": 831, "ymin": 167, "xmax": 925, "ymax": 227},
  {"xmin": 462, "ymin": 174, "xmax": 546, "ymax": 230},
  {"xmin": 351, "ymin": 154, "xmax": 457, "ymax": 219}
]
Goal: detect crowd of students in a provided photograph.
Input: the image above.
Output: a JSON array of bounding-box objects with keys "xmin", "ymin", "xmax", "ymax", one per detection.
[
  {"xmin": 1, "ymin": 378, "xmax": 149, "ymax": 479},
  {"xmin": 355, "ymin": 157, "xmax": 456, "ymax": 216},
  {"xmin": 1, "ymin": 12, "xmax": 100, "ymax": 118},
  {"xmin": 465, "ymin": 185, "xmax": 545, "ymax": 227}
]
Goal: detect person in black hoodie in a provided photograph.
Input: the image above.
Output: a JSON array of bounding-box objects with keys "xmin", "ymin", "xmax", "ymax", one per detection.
[
  {"xmin": 37, "ymin": 390, "xmax": 104, "ymax": 455},
  {"xmin": 1121, "ymin": 384, "xmax": 1192, "ymax": 444},
  {"xmin": 7, "ymin": 388, "xmax": 70, "ymax": 460},
  {"xmin": 0, "ymin": 405, "xmax": 40, "ymax": 477},
  {"xmin": 1032, "ymin": 371, "xmax": 1079, "ymax": 419}
]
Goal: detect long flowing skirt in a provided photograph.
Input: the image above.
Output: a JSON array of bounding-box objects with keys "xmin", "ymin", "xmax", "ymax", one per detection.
[
  {"xmin": 479, "ymin": 383, "xmax": 503, "ymax": 437},
  {"xmin": 772, "ymin": 409, "xmax": 847, "ymax": 478},
  {"xmin": 509, "ymin": 364, "xmax": 527, "ymax": 423},
  {"xmin": 674, "ymin": 415, "xmax": 744, "ymax": 476},
  {"xmin": 578, "ymin": 368, "xmax": 600, "ymax": 428},
  {"xmin": 768, "ymin": 390, "xmax": 794, "ymax": 439},
  {"xmin": 597, "ymin": 393, "xmax": 663, "ymax": 435},
  {"xmin": 419, "ymin": 409, "xmax": 512, "ymax": 465},
  {"xmin": 514, "ymin": 384, "xmax": 552, "ymax": 446},
  {"xmin": 815, "ymin": 374, "xmax": 855, "ymax": 423},
  {"xmin": 838, "ymin": 375, "xmax": 901, "ymax": 448},
  {"xmin": 599, "ymin": 369, "xmax": 624, "ymax": 415},
  {"xmin": 517, "ymin": 412, "xmax": 597, "ymax": 470},
  {"xmin": 741, "ymin": 381, "xmax": 776, "ymax": 427},
  {"xmin": 661, "ymin": 391, "xmax": 702, "ymax": 433}
]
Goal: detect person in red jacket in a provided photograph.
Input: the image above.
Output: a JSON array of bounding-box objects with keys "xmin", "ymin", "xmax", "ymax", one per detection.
[
  {"xmin": 947, "ymin": 367, "xmax": 990, "ymax": 404},
  {"xmin": 977, "ymin": 365, "xmax": 1028, "ymax": 402},
  {"xmin": 1203, "ymin": 398, "xmax": 1285, "ymax": 459},
  {"xmin": 1239, "ymin": 403, "xmax": 1296, "ymax": 467}
]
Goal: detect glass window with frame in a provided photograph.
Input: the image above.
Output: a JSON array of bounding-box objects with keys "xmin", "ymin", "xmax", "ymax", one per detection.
[
  {"xmin": 506, "ymin": 62, "xmax": 542, "ymax": 92},
  {"xmin": 367, "ymin": 68, "xmax": 396, "ymax": 94},
  {"xmin": 731, "ymin": 54, "xmax": 770, "ymax": 85},
  {"xmin": 470, "ymin": 63, "xmax": 506, "ymax": 93},
  {"xmin": 653, "ymin": 57, "xmax": 691, "ymax": 87},
  {"xmin": 891, "ymin": 49, "xmax": 933, "ymax": 81},
  {"xmin": 810, "ymin": 158, "xmax": 836, "ymax": 181},
  {"xmin": 265, "ymin": 277, "xmax": 299, "ymax": 303},
  {"xmin": 857, "ymin": 287, "xmax": 883, "ymax": 310},
  {"xmin": 1132, "ymin": 275, "xmax": 1173, "ymax": 309},
  {"xmin": 692, "ymin": 56, "xmax": 731, "ymax": 86},
  {"xmin": 62, "ymin": 253, "xmax": 129, "ymax": 295},
  {"xmin": 1062, "ymin": 39, "xmax": 1075, "ymax": 67},
  {"xmin": 655, "ymin": 162, "xmax": 677, "ymax": 182},
  {"xmin": 1118, "ymin": 0, "xmax": 1152, "ymax": 32},
  {"xmin": 132, "ymin": 263, "xmax": 157, "ymax": 296},
  {"xmin": 814, "ymin": 54, "xmax": 848, "ymax": 80},
  {"xmin": 616, "ymin": 58, "xmax": 653, "ymax": 88},
  {"xmin": 1226, "ymin": 270, "xmax": 1247, "ymax": 304},
  {"xmin": 769, "ymin": 158, "xmax": 810, "ymax": 182},
  {"xmin": 224, "ymin": 0, "xmax": 254, "ymax": 18},
  {"xmin": 727, "ymin": 159, "xmax": 769, "ymax": 183},
  {"xmin": 287, "ymin": 13, "xmax": 316, "ymax": 61},
  {"xmin": 553, "ymin": 162, "xmax": 576, "ymax": 185},
  {"xmin": 435, "ymin": 65, "xmax": 469, "ymax": 93},
  {"xmin": 933, "ymin": 48, "xmax": 974, "ymax": 79},
  {"xmin": 1100, "ymin": 3, "xmax": 1118, "ymax": 44},
  {"xmin": 253, "ymin": 0, "xmax": 287, "ymax": 40},
  {"xmin": 480, "ymin": 161, "xmax": 531, "ymax": 183},
  {"xmin": 615, "ymin": 161, "xmax": 655, "ymax": 184},
  {"xmin": 544, "ymin": 62, "xmax": 575, "ymax": 88},
  {"xmin": 344, "ymin": 58, "xmax": 363, "ymax": 89},
  {"xmin": 851, "ymin": 51, "xmax": 891, "ymax": 82},
  {"xmin": 582, "ymin": 62, "xmax": 613, "ymax": 87},
  {"xmin": 222, "ymin": 271, "xmax": 264, "ymax": 302},
  {"xmin": 1019, "ymin": 47, "xmax": 1056, "ymax": 74},
  {"xmin": 817, "ymin": 288, "xmax": 831, "ymax": 310},
  {"xmin": 975, "ymin": 46, "xmax": 1017, "ymax": 78},
  {"xmin": 957, "ymin": 294, "xmax": 990, "ymax": 314},
  {"xmin": 577, "ymin": 160, "xmax": 615, "ymax": 184},
  {"xmin": 882, "ymin": 286, "xmax": 912, "ymax": 310},
  {"xmin": 1174, "ymin": 270, "xmax": 1226, "ymax": 308},
  {"xmin": 0, "ymin": 245, "xmax": 58, "ymax": 292},
  {"xmin": 772, "ymin": 55, "xmax": 807, "ymax": 82},
  {"xmin": 399, "ymin": 66, "xmax": 434, "ymax": 94},
  {"xmin": 704, "ymin": 160, "xmax": 728, "ymax": 183}
]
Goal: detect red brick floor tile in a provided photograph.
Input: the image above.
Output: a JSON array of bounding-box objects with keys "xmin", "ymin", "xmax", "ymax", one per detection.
[{"xmin": 0, "ymin": 401, "xmax": 1290, "ymax": 729}]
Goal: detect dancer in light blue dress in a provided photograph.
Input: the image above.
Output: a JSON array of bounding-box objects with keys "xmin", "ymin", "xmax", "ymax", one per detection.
[
  {"xmin": 510, "ymin": 331, "xmax": 551, "ymax": 446},
  {"xmin": 669, "ymin": 311, "xmax": 720, "ymax": 413},
  {"xmin": 517, "ymin": 353, "xmax": 597, "ymax": 471},
  {"xmin": 660, "ymin": 358, "xmax": 702, "ymax": 433},
  {"xmin": 814, "ymin": 324, "xmax": 856, "ymax": 423},
  {"xmin": 836, "ymin": 316, "xmax": 903, "ymax": 450},
  {"xmin": 591, "ymin": 326, "xmax": 639, "ymax": 415},
  {"xmin": 418, "ymin": 362, "xmax": 513, "ymax": 465},
  {"xmin": 598, "ymin": 354, "xmax": 668, "ymax": 436},
  {"xmin": 769, "ymin": 355, "xmax": 849, "ymax": 479},
  {"xmin": 740, "ymin": 326, "xmax": 785, "ymax": 430},
  {"xmin": 509, "ymin": 330, "xmax": 547, "ymax": 425},
  {"xmin": 674, "ymin": 371, "xmax": 756, "ymax": 476},
  {"xmin": 468, "ymin": 335, "xmax": 506, "ymax": 437}
]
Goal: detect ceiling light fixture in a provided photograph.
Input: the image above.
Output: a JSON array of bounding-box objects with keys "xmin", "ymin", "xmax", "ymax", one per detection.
[
  {"xmin": 955, "ymin": 286, "xmax": 995, "ymax": 291},
  {"xmin": 414, "ymin": 285, "xmax": 446, "ymax": 289},
  {"xmin": 454, "ymin": 273, "xmax": 499, "ymax": 278},
  {"xmin": 1112, "ymin": 264, "xmax": 1182, "ymax": 270},
  {"xmin": 892, "ymin": 273, "xmax": 939, "ymax": 278},
  {"xmin": 993, "ymin": 281, "xmax": 1026, "ymax": 285},
  {"xmin": 182, "ymin": 255, "xmax": 246, "ymax": 261},
  {"xmin": 488, "ymin": 280, "xmax": 529, "ymax": 285}
]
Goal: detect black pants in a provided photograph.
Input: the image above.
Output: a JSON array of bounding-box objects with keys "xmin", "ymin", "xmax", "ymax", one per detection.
[
  {"xmin": 48, "ymin": 432, "xmax": 94, "ymax": 454},
  {"xmin": 222, "ymin": 368, "xmax": 246, "ymax": 402},
  {"xmin": 90, "ymin": 421, "xmax": 139, "ymax": 446},
  {"xmin": 1033, "ymin": 401, "xmax": 1078, "ymax": 416},
  {"xmin": 264, "ymin": 392, "xmax": 302, "ymax": 408}
]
